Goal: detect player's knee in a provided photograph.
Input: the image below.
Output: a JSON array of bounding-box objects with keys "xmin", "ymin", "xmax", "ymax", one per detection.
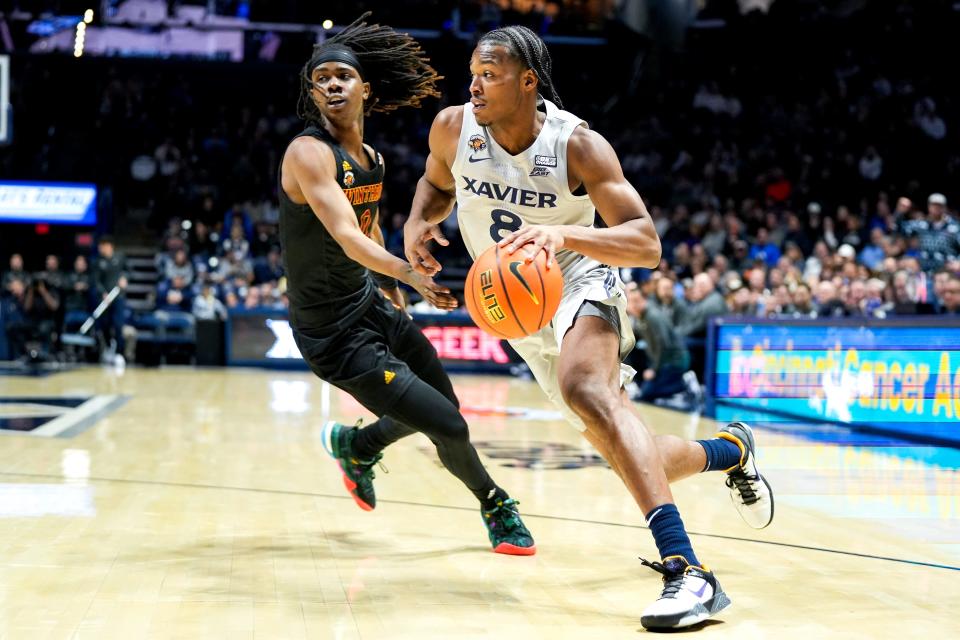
[
  {"xmin": 436, "ymin": 414, "xmax": 470, "ymax": 445},
  {"xmin": 443, "ymin": 388, "xmax": 461, "ymax": 410},
  {"xmin": 561, "ymin": 377, "xmax": 619, "ymax": 429},
  {"xmin": 419, "ymin": 362, "xmax": 461, "ymax": 409}
]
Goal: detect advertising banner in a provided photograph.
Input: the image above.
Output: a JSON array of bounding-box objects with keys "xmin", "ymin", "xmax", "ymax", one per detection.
[
  {"xmin": 708, "ymin": 318, "xmax": 960, "ymax": 445},
  {"xmin": 226, "ymin": 309, "xmax": 522, "ymax": 373},
  {"xmin": 0, "ymin": 181, "xmax": 97, "ymax": 225}
]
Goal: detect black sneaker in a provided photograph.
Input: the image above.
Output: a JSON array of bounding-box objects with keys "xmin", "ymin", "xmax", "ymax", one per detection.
[
  {"xmin": 640, "ymin": 555, "xmax": 731, "ymax": 630},
  {"xmin": 321, "ymin": 420, "xmax": 382, "ymax": 511},
  {"xmin": 481, "ymin": 498, "xmax": 536, "ymax": 556}
]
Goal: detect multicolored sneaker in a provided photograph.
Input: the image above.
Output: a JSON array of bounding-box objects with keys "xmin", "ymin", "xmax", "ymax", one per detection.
[
  {"xmin": 481, "ymin": 498, "xmax": 536, "ymax": 556},
  {"xmin": 321, "ymin": 420, "xmax": 382, "ymax": 512},
  {"xmin": 640, "ymin": 555, "xmax": 731, "ymax": 630},
  {"xmin": 718, "ymin": 422, "xmax": 775, "ymax": 529}
]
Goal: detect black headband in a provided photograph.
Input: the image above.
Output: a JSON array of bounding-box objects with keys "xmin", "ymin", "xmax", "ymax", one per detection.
[{"xmin": 312, "ymin": 47, "xmax": 365, "ymax": 80}]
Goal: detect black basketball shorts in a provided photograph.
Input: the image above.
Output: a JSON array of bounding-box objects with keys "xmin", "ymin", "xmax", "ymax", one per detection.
[{"xmin": 292, "ymin": 296, "xmax": 438, "ymax": 417}]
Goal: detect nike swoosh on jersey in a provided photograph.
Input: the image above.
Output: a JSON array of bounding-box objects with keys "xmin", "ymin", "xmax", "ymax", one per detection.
[
  {"xmin": 508, "ymin": 261, "xmax": 539, "ymax": 304},
  {"xmin": 468, "ymin": 155, "xmax": 491, "ymax": 163}
]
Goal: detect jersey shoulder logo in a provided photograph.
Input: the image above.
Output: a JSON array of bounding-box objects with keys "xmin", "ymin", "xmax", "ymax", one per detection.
[
  {"xmin": 468, "ymin": 134, "xmax": 487, "ymax": 152},
  {"xmin": 384, "ymin": 370, "xmax": 396, "ymax": 385},
  {"xmin": 529, "ymin": 167, "xmax": 551, "ymax": 177},
  {"xmin": 342, "ymin": 159, "xmax": 353, "ymax": 172},
  {"xmin": 534, "ymin": 155, "xmax": 557, "ymax": 167}
]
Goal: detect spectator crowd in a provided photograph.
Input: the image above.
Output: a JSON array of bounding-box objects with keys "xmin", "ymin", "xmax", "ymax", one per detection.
[{"xmin": 2, "ymin": 1, "xmax": 959, "ymax": 372}]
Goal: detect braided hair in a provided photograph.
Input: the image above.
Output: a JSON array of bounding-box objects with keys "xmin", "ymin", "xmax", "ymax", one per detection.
[
  {"xmin": 297, "ymin": 12, "xmax": 441, "ymax": 124},
  {"xmin": 478, "ymin": 26, "xmax": 563, "ymax": 109}
]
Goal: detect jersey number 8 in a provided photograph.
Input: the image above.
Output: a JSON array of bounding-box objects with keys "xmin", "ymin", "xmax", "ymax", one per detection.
[{"xmin": 489, "ymin": 208, "xmax": 522, "ymax": 242}]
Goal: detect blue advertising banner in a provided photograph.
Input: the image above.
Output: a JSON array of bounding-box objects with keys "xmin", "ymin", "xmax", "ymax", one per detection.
[
  {"xmin": 708, "ymin": 318, "xmax": 960, "ymax": 445},
  {"xmin": 0, "ymin": 181, "xmax": 97, "ymax": 225}
]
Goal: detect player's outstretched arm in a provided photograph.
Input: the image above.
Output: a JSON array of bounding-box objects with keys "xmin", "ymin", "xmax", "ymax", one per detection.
[
  {"xmin": 405, "ymin": 106, "xmax": 462, "ymax": 276},
  {"xmin": 500, "ymin": 127, "xmax": 662, "ymax": 269},
  {"xmin": 285, "ymin": 137, "xmax": 457, "ymax": 310},
  {"xmin": 368, "ymin": 213, "xmax": 407, "ymax": 311}
]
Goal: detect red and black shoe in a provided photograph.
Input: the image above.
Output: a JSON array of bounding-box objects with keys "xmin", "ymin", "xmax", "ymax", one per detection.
[{"xmin": 481, "ymin": 498, "xmax": 536, "ymax": 556}]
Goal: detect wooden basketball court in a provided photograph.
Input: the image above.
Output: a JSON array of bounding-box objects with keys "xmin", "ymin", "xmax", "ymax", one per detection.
[{"xmin": 0, "ymin": 366, "xmax": 956, "ymax": 638}]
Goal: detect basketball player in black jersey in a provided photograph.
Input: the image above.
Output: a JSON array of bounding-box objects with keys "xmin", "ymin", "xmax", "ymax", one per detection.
[{"xmin": 279, "ymin": 14, "xmax": 535, "ymax": 555}]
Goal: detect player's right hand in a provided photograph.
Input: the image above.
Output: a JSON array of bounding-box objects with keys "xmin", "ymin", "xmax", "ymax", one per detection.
[
  {"xmin": 407, "ymin": 271, "xmax": 458, "ymax": 310},
  {"xmin": 404, "ymin": 218, "xmax": 448, "ymax": 276}
]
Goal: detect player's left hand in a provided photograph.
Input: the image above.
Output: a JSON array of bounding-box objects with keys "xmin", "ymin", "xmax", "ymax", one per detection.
[{"xmin": 498, "ymin": 225, "xmax": 565, "ymax": 269}]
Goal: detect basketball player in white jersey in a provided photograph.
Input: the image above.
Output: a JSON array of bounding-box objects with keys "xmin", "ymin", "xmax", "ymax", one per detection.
[{"xmin": 404, "ymin": 26, "xmax": 773, "ymax": 630}]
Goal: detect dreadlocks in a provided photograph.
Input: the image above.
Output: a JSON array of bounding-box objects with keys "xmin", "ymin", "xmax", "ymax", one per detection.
[
  {"xmin": 297, "ymin": 12, "xmax": 441, "ymax": 124},
  {"xmin": 478, "ymin": 26, "xmax": 563, "ymax": 110}
]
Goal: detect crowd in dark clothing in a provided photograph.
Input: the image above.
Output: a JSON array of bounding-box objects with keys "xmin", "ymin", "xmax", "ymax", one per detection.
[
  {"xmin": 633, "ymin": 192, "xmax": 960, "ymax": 330},
  {"xmin": 2, "ymin": 2, "xmax": 959, "ymax": 371},
  {"xmin": 0, "ymin": 238, "xmax": 127, "ymax": 360},
  {"xmin": 154, "ymin": 206, "xmax": 287, "ymax": 319}
]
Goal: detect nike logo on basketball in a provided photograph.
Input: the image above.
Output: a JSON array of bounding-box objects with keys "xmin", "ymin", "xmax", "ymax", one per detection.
[
  {"xmin": 468, "ymin": 155, "xmax": 490, "ymax": 163},
  {"xmin": 509, "ymin": 261, "xmax": 539, "ymax": 305}
]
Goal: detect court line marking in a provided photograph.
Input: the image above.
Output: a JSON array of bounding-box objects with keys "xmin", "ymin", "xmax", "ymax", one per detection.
[
  {"xmin": 0, "ymin": 470, "xmax": 956, "ymax": 572},
  {"xmin": 27, "ymin": 395, "xmax": 128, "ymax": 438}
]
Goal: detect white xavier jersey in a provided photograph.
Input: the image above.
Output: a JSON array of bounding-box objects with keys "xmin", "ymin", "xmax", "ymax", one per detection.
[
  {"xmin": 452, "ymin": 100, "xmax": 636, "ymax": 432},
  {"xmin": 452, "ymin": 99, "xmax": 601, "ymax": 282}
]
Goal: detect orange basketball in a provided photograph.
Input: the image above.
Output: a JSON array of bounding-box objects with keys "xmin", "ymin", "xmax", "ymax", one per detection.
[{"xmin": 464, "ymin": 244, "xmax": 564, "ymax": 339}]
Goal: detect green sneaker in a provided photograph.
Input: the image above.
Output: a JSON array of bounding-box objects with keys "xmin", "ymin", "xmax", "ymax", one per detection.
[
  {"xmin": 321, "ymin": 420, "xmax": 382, "ymax": 511},
  {"xmin": 481, "ymin": 498, "xmax": 536, "ymax": 555}
]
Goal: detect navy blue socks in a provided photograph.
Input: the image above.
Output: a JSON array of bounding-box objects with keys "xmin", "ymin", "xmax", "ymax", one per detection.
[
  {"xmin": 646, "ymin": 503, "xmax": 699, "ymax": 566},
  {"xmin": 697, "ymin": 436, "xmax": 743, "ymax": 472}
]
